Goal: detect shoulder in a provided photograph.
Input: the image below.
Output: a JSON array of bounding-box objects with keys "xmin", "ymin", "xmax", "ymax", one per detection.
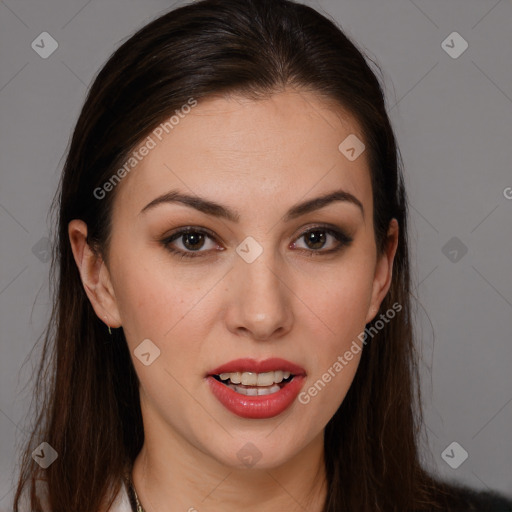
[
  {"xmin": 460, "ymin": 488, "xmax": 512, "ymax": 511},
  {"xmin": 440, "ymin": 484, "xmax": 512, "ymax": 512}
]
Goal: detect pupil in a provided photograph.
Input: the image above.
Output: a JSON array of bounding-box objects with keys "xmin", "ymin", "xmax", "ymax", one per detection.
[
  {"xmin": 183, "ymin": 232, "xmax": 204, "ymax": 250},
  {"xmin": 306, "ymin": 230, "xmax": 325, "ymax": 250}
]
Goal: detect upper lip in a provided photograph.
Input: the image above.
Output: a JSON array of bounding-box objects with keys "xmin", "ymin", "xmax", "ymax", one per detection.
[{"xmin": 208, "ymin": 358, "xmax": 306, "ymax": 376}]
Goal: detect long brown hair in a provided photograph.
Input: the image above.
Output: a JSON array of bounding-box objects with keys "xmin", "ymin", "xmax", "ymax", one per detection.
[{"xmin": 14, "ymin": 0, "xmax": 466, "ymax": 510}]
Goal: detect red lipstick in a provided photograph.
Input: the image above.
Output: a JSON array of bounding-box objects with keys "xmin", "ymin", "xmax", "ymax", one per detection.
[
  {"xmin": 208, "ymin": 357, "xmax": 306, "ymax": 376},
  {"xmin": 206, "ymin": 358, "xmax": 306, "ymax": 419}
]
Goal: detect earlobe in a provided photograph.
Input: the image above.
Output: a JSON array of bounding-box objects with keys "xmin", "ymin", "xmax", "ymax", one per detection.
[
  {"xmin": 68, "ymin": 219, "xmax": 122, "ymax": 328},
  {"xmin": 365, "ymin": 218, "xmax": 399, "ymax": 324}
]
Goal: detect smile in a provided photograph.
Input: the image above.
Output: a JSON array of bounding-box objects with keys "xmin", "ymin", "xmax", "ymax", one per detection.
[
  {"xmin": 213, "ymin": 370, "xmax": 295, "ymax": 396},
  {"xmin": 206, "ymin": 358, "xmax": 306, "ymax": 419}
]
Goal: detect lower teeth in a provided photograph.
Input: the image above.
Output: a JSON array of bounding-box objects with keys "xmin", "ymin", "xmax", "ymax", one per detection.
[{"xmin": 228, "ymin": 383, "xmax": 282, "ymax": 396}]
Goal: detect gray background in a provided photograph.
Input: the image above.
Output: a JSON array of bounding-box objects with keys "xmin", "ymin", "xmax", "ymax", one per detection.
[{"xmin": 1, "ymin": 0, "xmax": 511, "ymax": 508}]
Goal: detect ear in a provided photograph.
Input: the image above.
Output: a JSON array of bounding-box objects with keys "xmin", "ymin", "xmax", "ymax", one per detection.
[
  {"xmin": 68, "ymin": 219, "xmax": 122, "ymax": 329},
  {"xmin": 365, "ymin": 218, "xmax": 399, "ymax": 324}
]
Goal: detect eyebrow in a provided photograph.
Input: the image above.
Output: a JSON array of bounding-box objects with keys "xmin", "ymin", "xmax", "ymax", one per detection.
[{"xmin": 139, "ymin": 188, "xmax": 364, "ymax": 222}]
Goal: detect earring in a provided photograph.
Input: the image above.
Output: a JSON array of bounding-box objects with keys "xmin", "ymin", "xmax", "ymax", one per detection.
[{"xmin": 105, "ymin": 316, "xmax": 112, "ymax": 335}]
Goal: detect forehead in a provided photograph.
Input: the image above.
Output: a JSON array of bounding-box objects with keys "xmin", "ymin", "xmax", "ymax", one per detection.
[{"xmin": 112, "ymin": 89, "xmax": 373, "ymax": 222}]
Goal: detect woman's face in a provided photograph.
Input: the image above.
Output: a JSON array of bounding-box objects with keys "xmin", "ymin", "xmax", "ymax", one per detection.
[{"xmin": 70, "ymin": 89, "xmax": 398, "ymax": 471}]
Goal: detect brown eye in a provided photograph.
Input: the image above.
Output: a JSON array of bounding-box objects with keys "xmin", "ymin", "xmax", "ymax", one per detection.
[
  {"xmin": 161, "ymin": 227, "xmax": 221, "ymax": 259},
  {"xmin": 303, "ymin": 230, "xmax": 327, "ymax": 250},
  {"xmin": 180, "ymin": 232, "xmax": 206, "ymax": 251},
  {"xmin": 291, "ymin": 226, "xmax": 353, "ymax": 255}
]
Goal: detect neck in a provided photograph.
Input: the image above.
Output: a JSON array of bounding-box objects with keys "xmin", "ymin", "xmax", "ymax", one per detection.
[{"xmin": 131, "ymin": 429, "xmax": 327, "ymax": 512}]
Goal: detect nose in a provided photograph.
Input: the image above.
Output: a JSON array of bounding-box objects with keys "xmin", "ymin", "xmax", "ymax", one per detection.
[{"xmin": 224, "ymin": 251, "xmax": 294, "ymax": 341}]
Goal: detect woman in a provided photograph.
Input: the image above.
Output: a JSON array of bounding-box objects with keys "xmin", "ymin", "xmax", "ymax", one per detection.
[{"xmin": 13, "ymin": 0, "xmax": 512, "ymax": 511}]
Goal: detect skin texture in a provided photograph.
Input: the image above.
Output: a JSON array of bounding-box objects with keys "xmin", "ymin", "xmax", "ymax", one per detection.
[{"xmin": 69, "ymin": 88, "xmax": 399, "ymax": 512}]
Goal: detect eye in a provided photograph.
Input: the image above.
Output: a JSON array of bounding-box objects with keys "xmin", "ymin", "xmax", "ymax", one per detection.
[
  {"xmin": 291, "ymin": 226, "xmax": 353, "ymax": 255},
  {"xmin": 161, "ymin": 227, "xmax": 222, "ymax": 259},
  {"xmin": 160, "ymin": 224, "xmax": 353, "ymax": 261}
]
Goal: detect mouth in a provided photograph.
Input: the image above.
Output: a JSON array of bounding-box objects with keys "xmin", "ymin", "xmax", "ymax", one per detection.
[
  {"xmin": 211, "ymin": 370, "xmax": 295, "ymax": 396},
  {"xmin": 206, "ymin": 358, "xmax": 306, "ymax": 418}
]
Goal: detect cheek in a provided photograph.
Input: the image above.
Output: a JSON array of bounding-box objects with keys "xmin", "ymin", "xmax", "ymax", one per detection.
[
  {"xmin": 297, "ymin": 259, "xmax": 373, "ymax": 407},
  {"xmin": 297, "ymin": 283, "xmax": 367, "ymax": 422},
  {"xmin": 299, "ymin": 352, "xmax": 361, "ymax": 416},
  {"xmin": 304, "ymin": 259, "xmax": 375, "ymax": 341},
  {"xmin": 110, "ymin": 246, "xmax": 213, "ymax": 341},
  {"xmin": 114, "ymin": 263, "xmax": 213, "ymax": 422}
]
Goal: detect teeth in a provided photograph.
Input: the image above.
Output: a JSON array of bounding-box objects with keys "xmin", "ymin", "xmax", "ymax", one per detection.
[
  {"xmin": 230, "ymin": 372, "xmax": 241, "ymax": 384},
  {"xmin": 256, "ymin": 372, "xmax": 274, "ymax": 386},
  {"xmin": 233, "ymin": 384, "xmax": 281, "ymax": 396},
  {"xmin": 244, "ymin": 386, "xmax": 258, "ymax": 396},
  {"xmin": 218, "ymin": 370, "xmax": 292, "ymax": 386},
  {"xmin": 241, "ymin": 372, "xmax": 258, "ymax": 386}
]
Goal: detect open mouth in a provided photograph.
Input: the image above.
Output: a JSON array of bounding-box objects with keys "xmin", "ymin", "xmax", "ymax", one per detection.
[
  {"xmin": 211, "ymin": 371, "xmax": 295, "ymax": 396},
  {"xmin": 206, "ymin": 361, "xmax": 307, "ymax": 418}
]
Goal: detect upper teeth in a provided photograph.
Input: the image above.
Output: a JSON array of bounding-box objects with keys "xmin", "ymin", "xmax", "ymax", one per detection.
[{"xmin": 218, "ymin": 371, "xmax": 291, "ymax": 386}]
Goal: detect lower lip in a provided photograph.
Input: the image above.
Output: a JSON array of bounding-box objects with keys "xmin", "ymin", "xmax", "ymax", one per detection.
[{"xmin": 206, "ymin": 375, "xmax": 306, "ymax": 419}]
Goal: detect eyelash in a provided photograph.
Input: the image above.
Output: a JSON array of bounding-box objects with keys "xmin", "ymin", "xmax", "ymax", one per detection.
[{"xmin": 160, "ymin": 225, "xmax": 353, "ymax": 260}]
